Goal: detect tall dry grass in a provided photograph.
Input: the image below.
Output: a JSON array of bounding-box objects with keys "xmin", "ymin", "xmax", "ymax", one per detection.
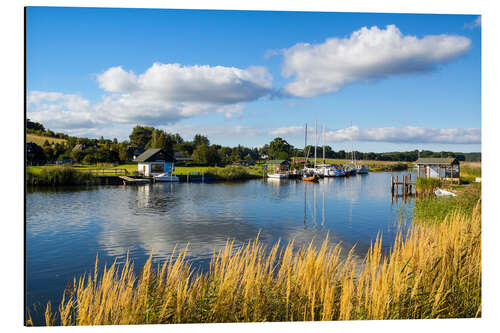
[{"xmin": 44, "ymin": 202, "xmax": 481, "ymax": 325}]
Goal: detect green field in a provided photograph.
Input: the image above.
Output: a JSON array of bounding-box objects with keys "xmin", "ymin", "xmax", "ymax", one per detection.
[{"xmin": 27, "ymin": 133, "xmax": 67, "ymax": 146}]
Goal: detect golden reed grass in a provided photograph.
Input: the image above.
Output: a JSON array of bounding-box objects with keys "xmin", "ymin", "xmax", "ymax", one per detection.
[{"xmin": 43, "ymin": 201, "xmax": 481, "ymax": 325}]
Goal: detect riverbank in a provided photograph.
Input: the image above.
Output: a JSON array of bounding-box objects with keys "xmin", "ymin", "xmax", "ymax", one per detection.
[
  {"xmin": 38, "ymin": 183, "xmax": 481, "ymax": 325},
  {"xmin": 26, "ymin": 166, "xmax": 99, "ymax": 186}
]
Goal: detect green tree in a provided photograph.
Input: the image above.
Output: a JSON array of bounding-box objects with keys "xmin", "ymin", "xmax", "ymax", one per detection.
[
  {"xmin": 269, "ymin": 137, "xmax": 292, "ymax": 160},
  {"xmin": 129, "ymin": 125, "xmax": 154, "ymax": 147},
  {"xmin": 70, "ymin": 150, "xmax": 86, "ymax": 163},
  {"xmin": 193, "ymin": 134, "xmax": 210, "ymax": 147},
  {"xmin": 193, "ymin": 144, "xmax": 220, "ymax": 166}
]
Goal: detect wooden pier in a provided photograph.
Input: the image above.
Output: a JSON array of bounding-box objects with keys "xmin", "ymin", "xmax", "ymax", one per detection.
[
  {"xmin": 118, "ymin": 175, "xmax": 151, "ymax": 185},
  {"xmin": 391, "ymin": 174, "xmax": 415, "ymax": 197}
]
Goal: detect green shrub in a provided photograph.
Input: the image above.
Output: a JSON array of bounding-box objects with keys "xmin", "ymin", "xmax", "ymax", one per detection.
[
  {"xmin": 205, "ymin": 166, "xmax": 258, "ymax": 180},
  {"xmin": 26, "ymin": 166, "xmax": 98, "ymax": 186},
  {"xmin": 415, "ymin": 177, "xmax": 442, "ymax": 194}
]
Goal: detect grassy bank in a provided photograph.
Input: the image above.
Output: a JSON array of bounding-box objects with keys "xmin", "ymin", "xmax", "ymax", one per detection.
[
  {"xmin": 26, "ymin": 166, "xmax": 99, "ymax": 186},
  {"xmin": 413, "ymin": 183, "xmax": 481, "ymax": 224},
  {"xmin": 204, "ymin": 166, "xmax": 261, "ymax": 180},
  {"xmin": 460, "ymin": 162, "xmax": 482, "ymax": 184},
  {"xmin": 40, "ymin": 197, "xmax": 481, "ymax": 325}
]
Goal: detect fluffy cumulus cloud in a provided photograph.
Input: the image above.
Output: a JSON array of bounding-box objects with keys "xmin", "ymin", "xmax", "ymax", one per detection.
[
  {"xmin": 281, "ymin": 25, "xmax": 471, "ymax": 97},
  {"xmin": 27, "ymin": 62, "xmax": 273, "ymax": 133},
  {"xmin": 270, "ymin": 126, "xmax": 481, "ymax": 144},
  {"xmin": 97, "ymin": 63, "xmax": 272, "ymax": 104},
  {"xmin": 27, "ymin": 91, "xmax": 100, "ymax": 129},
  {"xmin": 160, "ymin": 124, "xmax": 264, "ymax": 140}
]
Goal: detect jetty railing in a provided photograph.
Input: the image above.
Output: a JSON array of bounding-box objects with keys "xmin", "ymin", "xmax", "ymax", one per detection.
[{"xmin": 83, "ymin": 168, "xmax": 129, "ymax": 176}]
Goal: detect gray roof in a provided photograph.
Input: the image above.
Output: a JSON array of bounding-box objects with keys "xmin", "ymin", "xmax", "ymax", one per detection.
[
  {"xmin": 135, "ymin": 149, "xmax": 174, "ymax": 162},
  {"xmin": 415, "ymin": 157, "xmax": 459, "ymax": 165}
]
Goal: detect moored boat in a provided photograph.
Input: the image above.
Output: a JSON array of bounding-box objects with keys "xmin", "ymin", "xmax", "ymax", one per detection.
[
  {"xmin": 435, "ymin": 188, "xmax": 456, "ymax": 197},
  {"xmin": 356, "ymin": 164, "xmax": 370, "ymax": 174},
  {"xmin": 267, "ymin": 173, "xmax": 289, "ymax": 179},
  {"xmin": 331, "ymin": 167, "xmax": 345, "ymax": 177},
  {"xmin": 303, "ymin": 174, "xmax": 319, "ymax": 182},
  {"xmin": 345, "ymin": 163, "xmax": 357, "ymax": 176},
  {"xmin": 154, "ymin": 173, "xmax": 180, "ymax": 182}
]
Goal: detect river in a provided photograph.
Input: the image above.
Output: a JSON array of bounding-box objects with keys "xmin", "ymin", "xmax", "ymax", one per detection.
[{"xmin": 26, "ymin": 170, "xmax": 414, "ymax": 321}]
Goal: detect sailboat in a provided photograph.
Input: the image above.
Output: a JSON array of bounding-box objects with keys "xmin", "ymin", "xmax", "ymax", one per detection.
[{"xmin": 302, "ymin": 123, "xmax": 319, "ymax": 182}]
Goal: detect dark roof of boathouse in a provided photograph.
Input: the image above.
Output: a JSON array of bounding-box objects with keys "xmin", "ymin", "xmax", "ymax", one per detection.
[
  {"xmin": 414, "ymin": 157, "xmax": 459, "ymax": 165},
  {"xmin": 135, "ymin": 149, "xmax": 174, "ymax": 163}
]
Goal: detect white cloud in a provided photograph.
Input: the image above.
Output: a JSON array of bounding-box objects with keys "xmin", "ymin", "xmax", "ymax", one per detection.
[
  {"xmin": 97, "ymin": 66, "xmax": 138, "ymax": 93},
  {"xmin": 281, "ymin": 25, "xmax": 471, "ymax": 97},
  {"xmin": 28, "ymin": 91, "xmax": 100, "ymax": 129},
  {"xmin": 465, "ymin": 16, "xmax": 481, "ymax": 29},
  {"xmin": 159, "ymin": 124, "xmax": 264, "ymax": 141},
  {"xmin": 269, "ymin": 126, "xmax": 305, "ymax": 137},
  {"xmin": 27, "ymin": 62, "xmax": 273, "ymax": 133},
  {"xmin": 98, "ymin": 62, "xmax": 272, "ymax": 104},
  {"xmin": 269, "ymin": 125, "xmax": 480, "ymax": 144}
]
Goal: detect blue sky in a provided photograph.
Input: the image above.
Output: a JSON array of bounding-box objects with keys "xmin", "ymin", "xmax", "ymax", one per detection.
[{"xmin": 26, "ymin": 7, "xmax": 481, "ymax": 152}]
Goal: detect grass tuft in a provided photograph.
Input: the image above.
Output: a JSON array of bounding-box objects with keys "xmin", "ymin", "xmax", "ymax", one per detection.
[
  {"xmin": 42, "ymin": 199, "xmax": 481, "ymax": 325},
  {"xmin": 26, "ymin": 166, "xmax": 99, "ymax": 186}
]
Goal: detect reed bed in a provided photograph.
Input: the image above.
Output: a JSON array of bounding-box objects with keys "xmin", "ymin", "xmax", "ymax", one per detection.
[
  {"xmin": 460, "ymin": 163, "xmax": 481, "ymax": 184},
  {"xmin": 26, "ymin": 166, "xmax": 99, "ymax": 186},
  {"xmin": 43, "ymin": 200, "xmax": 481, "ymax": 325},
  {"xmin": 205, "ymin": 166, "xmax": 259, "ymax": 180},
  {"xmin": 415, "ymin": 177, "xmax": 442, "ymax": 195}
]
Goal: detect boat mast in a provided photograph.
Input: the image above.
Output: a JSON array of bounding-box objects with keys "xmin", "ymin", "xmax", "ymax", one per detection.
[
  {"xmin": 322, "ymin": 123, "xmax": 325, "ymax": 165},
  {"xmin": 314, "ymin": 120, "xmax": 317, "ymax": 169},
  {"xmin": 305, "ymin": 123, "xmax": 307, "ymax": 163},
  {"xmin": 350, "ymin": 121, "xmax": 354, "ymax": 164}
]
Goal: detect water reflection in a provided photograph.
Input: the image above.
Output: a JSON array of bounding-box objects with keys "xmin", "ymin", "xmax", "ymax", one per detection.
[{"xmin": 26, "ymin": 171, "xmax": 414, "ymax": 317}]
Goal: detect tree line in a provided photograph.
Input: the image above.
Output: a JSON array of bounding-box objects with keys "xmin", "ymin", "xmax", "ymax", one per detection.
[{"xmin": 26, "ymin": 119, "xmax": 481, "ymax": 166}]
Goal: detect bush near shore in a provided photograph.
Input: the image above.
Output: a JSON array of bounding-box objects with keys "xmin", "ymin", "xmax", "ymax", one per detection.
[
  {"xmin": 204, "ymin": 166, "xmax": 261, "ymax": 180},
  {"xmin": 26, "ymin": 166, "xmax": 98, "ymax": 186},
  {"xmin": 415, "ymin": 177, "xmax": 442, "ymax": 194},
  {"xmin": 40, "ymin": 198, "xmax": 481, "ymax": 325}
]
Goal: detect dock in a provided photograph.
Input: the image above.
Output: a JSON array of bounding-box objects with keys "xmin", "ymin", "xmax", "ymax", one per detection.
[
  {"xmin": 118, "ymin": 175, "xmax": 151, "ymax": 185},
  {"xmin": 391, "ymin": 174, "xmax": 415, "ymax": 197}
]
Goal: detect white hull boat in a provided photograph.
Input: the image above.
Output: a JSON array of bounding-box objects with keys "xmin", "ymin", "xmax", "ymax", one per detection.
[
  {"xmin": 357, "ymin": 165, "xmax": 370, "ymax": 174},
  {"xmin": 267, "ymin": 173, "xmax": 289, "ymax": 179},
  {"xmin": 435, "ymin": 188, "xmax": 456, "ymax": 197},
  {"xmin": 154, "ymin": 173, "xmax": 180, "ymax": 182}
]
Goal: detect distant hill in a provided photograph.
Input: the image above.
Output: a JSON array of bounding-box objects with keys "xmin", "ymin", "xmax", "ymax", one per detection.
[{"xmin": 27, "ymin": 133, "xmax": 67, "ymax": 146}]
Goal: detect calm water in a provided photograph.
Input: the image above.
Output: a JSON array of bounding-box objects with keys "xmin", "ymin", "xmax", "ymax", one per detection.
[{"xmin": 26, "ymin": 171, "xmax": 414, "ymax": 320}]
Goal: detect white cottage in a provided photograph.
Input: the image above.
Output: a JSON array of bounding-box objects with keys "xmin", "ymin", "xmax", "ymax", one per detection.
[{"xmin": 135, "ymin": 148, "xmax": 175, "ymax": 177}]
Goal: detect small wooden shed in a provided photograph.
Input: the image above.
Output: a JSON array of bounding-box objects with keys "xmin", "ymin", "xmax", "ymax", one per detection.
[
  {"xmin": 415, "ymin": 157, "xmax": 460, "ymax": 182},
  {"xmin": 135, "ymin": 149, "xmax": 175, "ymax": 177}
]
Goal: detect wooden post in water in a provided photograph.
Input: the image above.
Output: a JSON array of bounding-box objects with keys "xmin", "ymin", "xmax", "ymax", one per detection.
[
  {"xmin": 396, "ymin": 176, "xmax": 399, "ymax": 195},
  {"xmin": 403, "ymin": 175, "xmax": 406, "ymax": 197},
  {"xmin": 391, "ymin": 175, "xmax": 395, "ymax": 196}
]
